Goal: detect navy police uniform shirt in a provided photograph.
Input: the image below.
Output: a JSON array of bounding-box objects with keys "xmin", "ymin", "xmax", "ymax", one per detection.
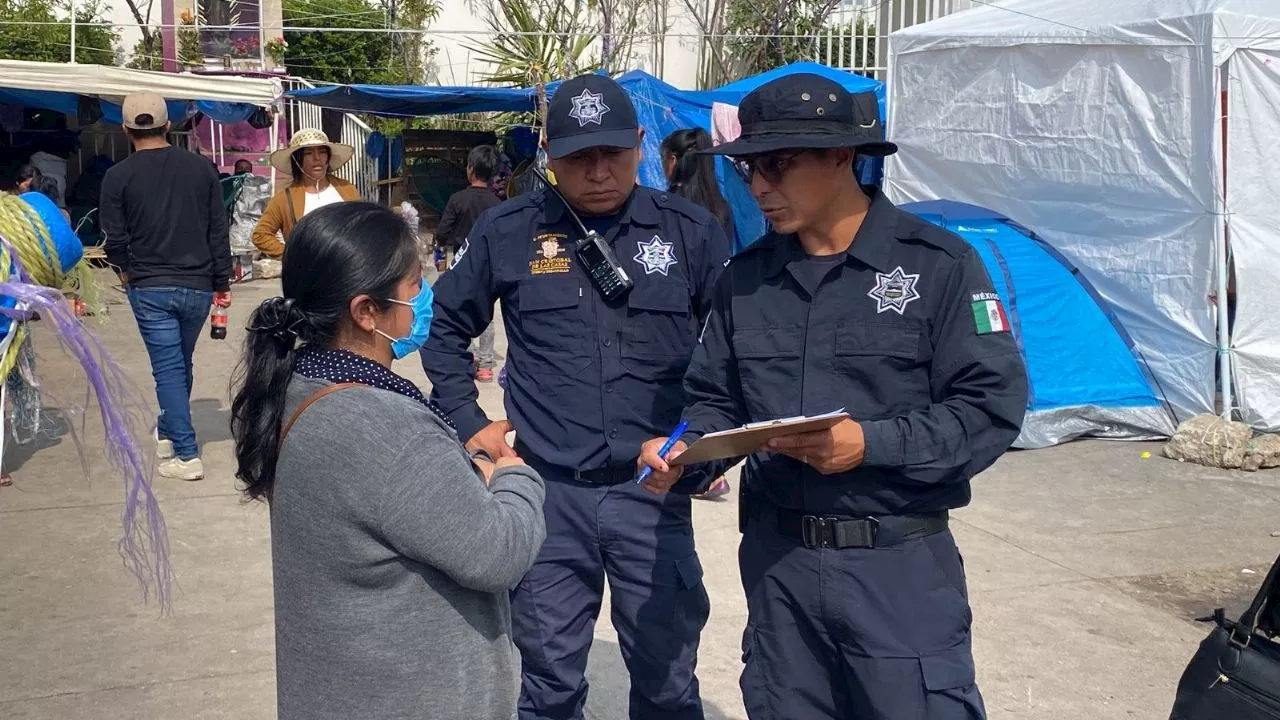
[
  {"xmin": 422, "ymin": 185, "xmax": 732, "ymax": 477},
  {"xmin": 683, "ymin": 189, "xmax": 1029, "ymax": 516}
]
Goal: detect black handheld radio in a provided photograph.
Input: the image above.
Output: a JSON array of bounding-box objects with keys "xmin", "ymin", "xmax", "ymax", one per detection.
[{"xmin": 532, "ymin": 168, "xmax": 634, "ymax": 301}]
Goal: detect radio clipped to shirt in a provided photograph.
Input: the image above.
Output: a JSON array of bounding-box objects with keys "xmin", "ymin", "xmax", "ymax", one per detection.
[{"xmin": 532, "ymin": 168, "xmax": 634, "ymax": 301}]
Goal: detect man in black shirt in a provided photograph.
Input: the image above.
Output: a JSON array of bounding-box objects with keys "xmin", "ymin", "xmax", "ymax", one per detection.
[
  {"xmin": 436, "ymin": 145, "xmax": 503, "ymax": 381},
  {"xmin": 101, "ymin": 92, "xmax": 232, "ymax": 481}
]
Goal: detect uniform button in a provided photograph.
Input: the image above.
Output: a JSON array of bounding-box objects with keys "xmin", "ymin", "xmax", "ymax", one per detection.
[
  {"xmin": 603, "ymin": 338, "xmax": 612, "ymax": 347},
  {"xmin": 609, "ymin": 429, "xmax": 618, "ymax": 439},
  {"xmin": 606, "ymin": 386, "xmax": 614, "ymax": 394}
]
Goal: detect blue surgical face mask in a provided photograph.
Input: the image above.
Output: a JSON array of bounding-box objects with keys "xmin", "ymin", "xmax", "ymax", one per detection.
[{"xmin": 376, "ymin": 279, "xmax": 434, "ymax": 360}]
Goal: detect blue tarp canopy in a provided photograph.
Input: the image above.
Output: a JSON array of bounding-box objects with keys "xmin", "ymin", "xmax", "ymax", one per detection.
[
  {"xmin": 902, "ymin": 199, "xmax": 1176, "ymax": 448},
  {"xmin": 288, "ymin": 83, "xmax": 543, "ymax": 117},
  {"xmin": 285, "ymin": 63, "xmax": 886, "ymax": 250}
]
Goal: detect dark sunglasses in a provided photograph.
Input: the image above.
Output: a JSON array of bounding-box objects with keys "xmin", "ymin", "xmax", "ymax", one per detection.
[{"xmin": 732, "ymin": 151, "xmax": 807, "ymax": 184}]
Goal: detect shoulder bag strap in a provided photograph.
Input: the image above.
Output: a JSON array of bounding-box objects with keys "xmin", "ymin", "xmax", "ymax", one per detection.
[
  {"xmin": 1231, "ymin": 550, "xmax": 1280, "ymax": 645},
  {"xmin": 278, "ymin": 382, "xmax": 362, "ymax": 452}
]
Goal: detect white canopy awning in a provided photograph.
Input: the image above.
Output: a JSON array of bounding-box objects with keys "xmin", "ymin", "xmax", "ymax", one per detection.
[{"xmin": 0, "ymin": 59, "xmax": 281, "ymax": 107}]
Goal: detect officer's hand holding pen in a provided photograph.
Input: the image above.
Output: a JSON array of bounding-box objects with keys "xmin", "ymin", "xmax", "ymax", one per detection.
[
  {"xmin": 766, "ymin": 418, "xmax": 866, "ymax": 475},
  {"xmin": 636, "ymin": 436, "xmax": 689, "ymax": 495}
]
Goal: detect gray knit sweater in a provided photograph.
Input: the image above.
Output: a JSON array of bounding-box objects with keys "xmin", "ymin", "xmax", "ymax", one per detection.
[{"xmin": 270, "ymin": 376, "xmax": 546, "ymax": 720}]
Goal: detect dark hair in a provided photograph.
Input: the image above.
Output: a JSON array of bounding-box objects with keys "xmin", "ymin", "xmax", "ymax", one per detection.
[
  {"xmin": 234, "ymin": 159, "xmax": 253, "ymax": 174},
  {"xmin": 290, "ymin": 146, "xmax": 331, "ymax": 185},
  {"xmin": 127, "ymin": 125, "xmax": 168, "ymax": 141},
  {"xmin": 230, "ymin": 202, "xmax": 419, "ymax": 501},
  {"xmin": 17, "ymin": 164, "xmax": 40, "ymax": 185},
  {"xmin": 661, "ymin": 129, "xmax": 730, "ymax": 230},
  {"xmin": 467, "ymin": 145, "xmax": 500, "ymax": 182},
  {"xmin": 32, "ymin": 176, "xmax": 62, "ymax": 206}
]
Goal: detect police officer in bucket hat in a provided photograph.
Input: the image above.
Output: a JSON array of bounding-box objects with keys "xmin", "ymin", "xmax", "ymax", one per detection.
[
  {"xmin": 422, "ymin": 73, "xmax": 732, "ymax": 719},
  {"xmin": 639, "ymin": 73, "xmax": 1028, "ymax": 719}
]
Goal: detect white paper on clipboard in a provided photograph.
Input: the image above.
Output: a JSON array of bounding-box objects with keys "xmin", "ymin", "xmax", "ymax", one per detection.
[{"xmin": 671, "ymin": 410, "xmax": 849, "ymax": 466}]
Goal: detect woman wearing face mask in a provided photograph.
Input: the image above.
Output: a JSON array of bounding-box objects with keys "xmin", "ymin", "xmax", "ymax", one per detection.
[
  {"xmin": 252, "ymin": 129, "xmax": 361, "ymax": 259},
  {"xmin": 231, "ymin": 201, "xmax": 546, "ymax": 720}
]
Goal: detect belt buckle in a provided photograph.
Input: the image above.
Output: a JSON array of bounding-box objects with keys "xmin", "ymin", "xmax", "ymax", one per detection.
[
  {"xmin": 861, "ymin": 516, "xmax": 881, "ymax": 548},
  {"xmin": 801, "ymin": 515, "xmax": 833, "ymax": 549}
]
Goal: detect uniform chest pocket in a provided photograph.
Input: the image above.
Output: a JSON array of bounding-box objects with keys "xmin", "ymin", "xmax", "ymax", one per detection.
[
  {"xmin": 833, "ymin": 324, "xmax": 929, "ymax": 417},
  {"xmin": 620, "ymin": 282, "xmax": 693, "ymax": 380},
  {"xmin": 732, "ymin": 327, "xmax": 804, "ymax": 418},
  {"xmin": 516, "ymin": 278, "xmax": 590, "ymax": 373}
]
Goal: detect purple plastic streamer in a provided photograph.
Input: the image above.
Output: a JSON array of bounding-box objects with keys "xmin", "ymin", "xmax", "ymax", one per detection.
[{"xmin": 0, "ymin": 244, "xmax": 171, "ymax": 611}]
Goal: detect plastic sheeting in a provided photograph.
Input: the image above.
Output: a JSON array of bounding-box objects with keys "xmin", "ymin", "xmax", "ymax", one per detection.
[
  {"xmin": 1226, "ymin": 48, "xmax": 1280, "ymax": 430},
  {"xmin": 0, "ymin": 59, "xmax": 280, "ymax": 106},
  {"xmin": 884, "ymin": 0, "xmax": 1280, "ymax": 429},
  {"xmin": 0, "ymin": 60, "xmax": 279, "ymax": 126}
]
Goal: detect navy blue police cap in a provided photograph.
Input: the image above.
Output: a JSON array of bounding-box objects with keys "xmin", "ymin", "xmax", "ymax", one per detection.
[
  {"xmin": 545, "ymin": 74, "xmax": 640, "ymax": 159},
  {"xmin": 702, "ymin": 73, "xmax": 897, "ymax": 157}
]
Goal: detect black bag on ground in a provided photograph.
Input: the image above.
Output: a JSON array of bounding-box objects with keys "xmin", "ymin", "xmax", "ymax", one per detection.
[{"xmin": 1170, "ymin": 552, "xmax": 1280, "ymax": 719}]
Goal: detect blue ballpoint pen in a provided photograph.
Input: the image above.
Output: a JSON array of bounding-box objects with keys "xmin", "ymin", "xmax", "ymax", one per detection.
[{"xmin": 636, "ymin": 420, "xmax": 689, "ymax": 484}]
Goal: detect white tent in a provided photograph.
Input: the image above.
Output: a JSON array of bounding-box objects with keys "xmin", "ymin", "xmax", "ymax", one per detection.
[
  {"xmin": 0, "ymin": 59, "xmax": 282, "ymax": 107},
  {"xmin": 885, "ymin": 0, "xmax": 1280, "ymax": 430}
]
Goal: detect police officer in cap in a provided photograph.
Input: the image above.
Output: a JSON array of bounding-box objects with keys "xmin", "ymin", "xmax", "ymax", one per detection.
[
  {"xmin": 422, "ymin": 73, "xmax": 731, "ymax": 720},
  {"xmin": 639, "ymin": 74, "xmax": 1028, "ymax": 719}
]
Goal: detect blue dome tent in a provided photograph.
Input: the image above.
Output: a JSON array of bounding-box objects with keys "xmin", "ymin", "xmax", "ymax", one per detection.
[{"xmin": 902, "ymin": 200, "xmax": 1177, "ymax": 448}]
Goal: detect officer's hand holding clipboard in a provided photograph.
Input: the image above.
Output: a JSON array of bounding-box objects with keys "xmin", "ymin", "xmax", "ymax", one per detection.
[
  {"xmin": 637, "ymin": 410, "xmax": 854, "ymax": 494},
  {"xmin": 765, "ymin": 417, "xmax": 865, "ymax": 475}
]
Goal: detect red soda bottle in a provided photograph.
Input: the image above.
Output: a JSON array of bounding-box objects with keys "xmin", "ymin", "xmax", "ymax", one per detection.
[{"xmin": 210, "ymin": 304, "xmax": 228, "ymax": 340}]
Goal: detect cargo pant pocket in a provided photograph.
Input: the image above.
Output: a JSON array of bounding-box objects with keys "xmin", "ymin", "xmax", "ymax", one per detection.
[{"xmin": 919, "ymin": 645, "xmax": 987, "ymax": 720}]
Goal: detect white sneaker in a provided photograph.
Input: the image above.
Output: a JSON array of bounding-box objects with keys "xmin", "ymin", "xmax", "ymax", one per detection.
[
  {"xmin": 158, "ymin": 457, "xmax": 204, "ymax": 481},
  {"xmin": 156, "ymin": 438, "xmax": 174, "ymax": 460}
]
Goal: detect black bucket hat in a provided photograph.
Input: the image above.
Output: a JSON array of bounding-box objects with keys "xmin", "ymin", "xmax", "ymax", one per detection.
[{"xmin": 702, "ymin": 73, "xmax": 897, "ymax": 157}]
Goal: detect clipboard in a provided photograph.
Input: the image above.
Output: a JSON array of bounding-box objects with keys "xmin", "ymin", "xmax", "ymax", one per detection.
[{"xmin": 671, "ymin": 410, "xmax": 850, "ymax": 466}]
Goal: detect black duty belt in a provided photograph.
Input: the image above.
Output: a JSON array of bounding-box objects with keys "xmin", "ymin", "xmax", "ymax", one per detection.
[
  {"xmin": 774, "ymin": 507, "xmax": 949, "ymax": 549},
  {"xmin": 573, "ymin": 463, "xmax": 637, "ymax": 486}
]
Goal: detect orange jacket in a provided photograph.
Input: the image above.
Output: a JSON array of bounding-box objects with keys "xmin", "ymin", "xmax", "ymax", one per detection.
[{"xmin": 251, "ymin": 177, "xmax": 360, "ymax": 258}]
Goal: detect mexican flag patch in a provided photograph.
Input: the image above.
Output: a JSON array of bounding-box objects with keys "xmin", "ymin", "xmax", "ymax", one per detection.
[{"xmin": 971, "ymin": 298, "xmax": 1010, "ymax": 334}]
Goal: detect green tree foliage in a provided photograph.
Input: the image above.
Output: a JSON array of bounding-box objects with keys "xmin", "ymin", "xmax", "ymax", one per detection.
[
  {"xmin": 0, "ymin": 0, "xmax": 119, "ymax": 64},
  {"xmin": 284, "ymin": 0, "xmax": 438, "ymax": 85},
  {"xmin": 126, "ymin": 32, "xmax": 163, "ymax": 70},
  {"xmin": 723, "ymin": 0, "xmax": 840, "ymax": 79}
]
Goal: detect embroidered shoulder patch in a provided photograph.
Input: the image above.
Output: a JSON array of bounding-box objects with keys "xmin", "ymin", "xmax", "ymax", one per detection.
[{"xmin": 971, "ymin": 297, "xmax": 1010, "ymax": 334}]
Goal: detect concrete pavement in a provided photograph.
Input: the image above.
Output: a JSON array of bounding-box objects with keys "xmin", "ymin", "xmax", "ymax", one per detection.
[{"xmin": 2, "ymin": 274, "xmax": 1278, "ymax": 719}]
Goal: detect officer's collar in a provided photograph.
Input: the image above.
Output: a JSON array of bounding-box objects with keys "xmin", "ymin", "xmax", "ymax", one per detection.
[
  {"xmin": 763, "ymin": 187, "xmax": 899, "ymax": 278},
  {"xmin": 541, "ymin": 185, "xmax": 659, "ymax": 229}
]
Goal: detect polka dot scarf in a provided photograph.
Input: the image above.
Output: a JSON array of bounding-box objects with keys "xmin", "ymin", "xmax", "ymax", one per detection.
[{"xmin": 295, "ymin": 347, "xmax": 456, "ymax": 432}]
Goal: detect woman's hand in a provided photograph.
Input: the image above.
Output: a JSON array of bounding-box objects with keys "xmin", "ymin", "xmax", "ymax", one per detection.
[
  {"xmin": 473, "ymin": 457, "xmax": 496, "ymax": 486},
  {"xmin": 473, "ymin": 454, "xmax": 527, "ymax": 487}
]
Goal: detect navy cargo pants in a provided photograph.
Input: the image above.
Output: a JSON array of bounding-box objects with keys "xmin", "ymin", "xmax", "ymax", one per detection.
[
  {"xmin": 513, "ymin": 450, "xmax": 711, "ymax": 720},
  {"xmin": 739, "ymin": 507, "xmax": 986, "ymax": 720}
]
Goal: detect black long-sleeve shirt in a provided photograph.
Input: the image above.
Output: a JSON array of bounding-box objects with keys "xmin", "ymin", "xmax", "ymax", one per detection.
[
  {"xmin": 435, "ymin": 185, "xmax": 501, "ymax": 248},
  {"xmin": 101, "ymin": 145, "xmax": 232, "ymax": 292},
  {"xmin": 682, "ymin": 189, "xmax": 1029, "ymax": 516}
]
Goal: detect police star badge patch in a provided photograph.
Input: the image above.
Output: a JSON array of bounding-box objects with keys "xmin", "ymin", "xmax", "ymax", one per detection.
[
  {"xmin": 569, "ymin": 89, "xmax": 610, "ymax": 127},
  {"xmin": 867, "ymin": 266, "xmax": 921, "ymax": 314},
  {"xmin": 634, "ymin": 236, "xmax": 678, "ymax": 276}
]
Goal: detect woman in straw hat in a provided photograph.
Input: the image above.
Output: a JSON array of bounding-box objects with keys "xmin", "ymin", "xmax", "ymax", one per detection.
[{"xmin": 252, "ymin": 128, "xmax": 361, "ymax": 259}]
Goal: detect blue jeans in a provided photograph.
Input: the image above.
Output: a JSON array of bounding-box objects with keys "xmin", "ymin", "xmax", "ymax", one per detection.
[{"xmin": 127, "ymin": 286, "xmax": 213, "ymax": 460}]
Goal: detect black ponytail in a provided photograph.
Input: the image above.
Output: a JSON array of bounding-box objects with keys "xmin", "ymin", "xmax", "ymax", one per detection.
[
  {"xmin": 230, "ymin": 201, "xmax": 418, "ymax": 501},
  {"xmin": 661, "ymin": 128, "xmax": 731, "ymax": 231}
]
